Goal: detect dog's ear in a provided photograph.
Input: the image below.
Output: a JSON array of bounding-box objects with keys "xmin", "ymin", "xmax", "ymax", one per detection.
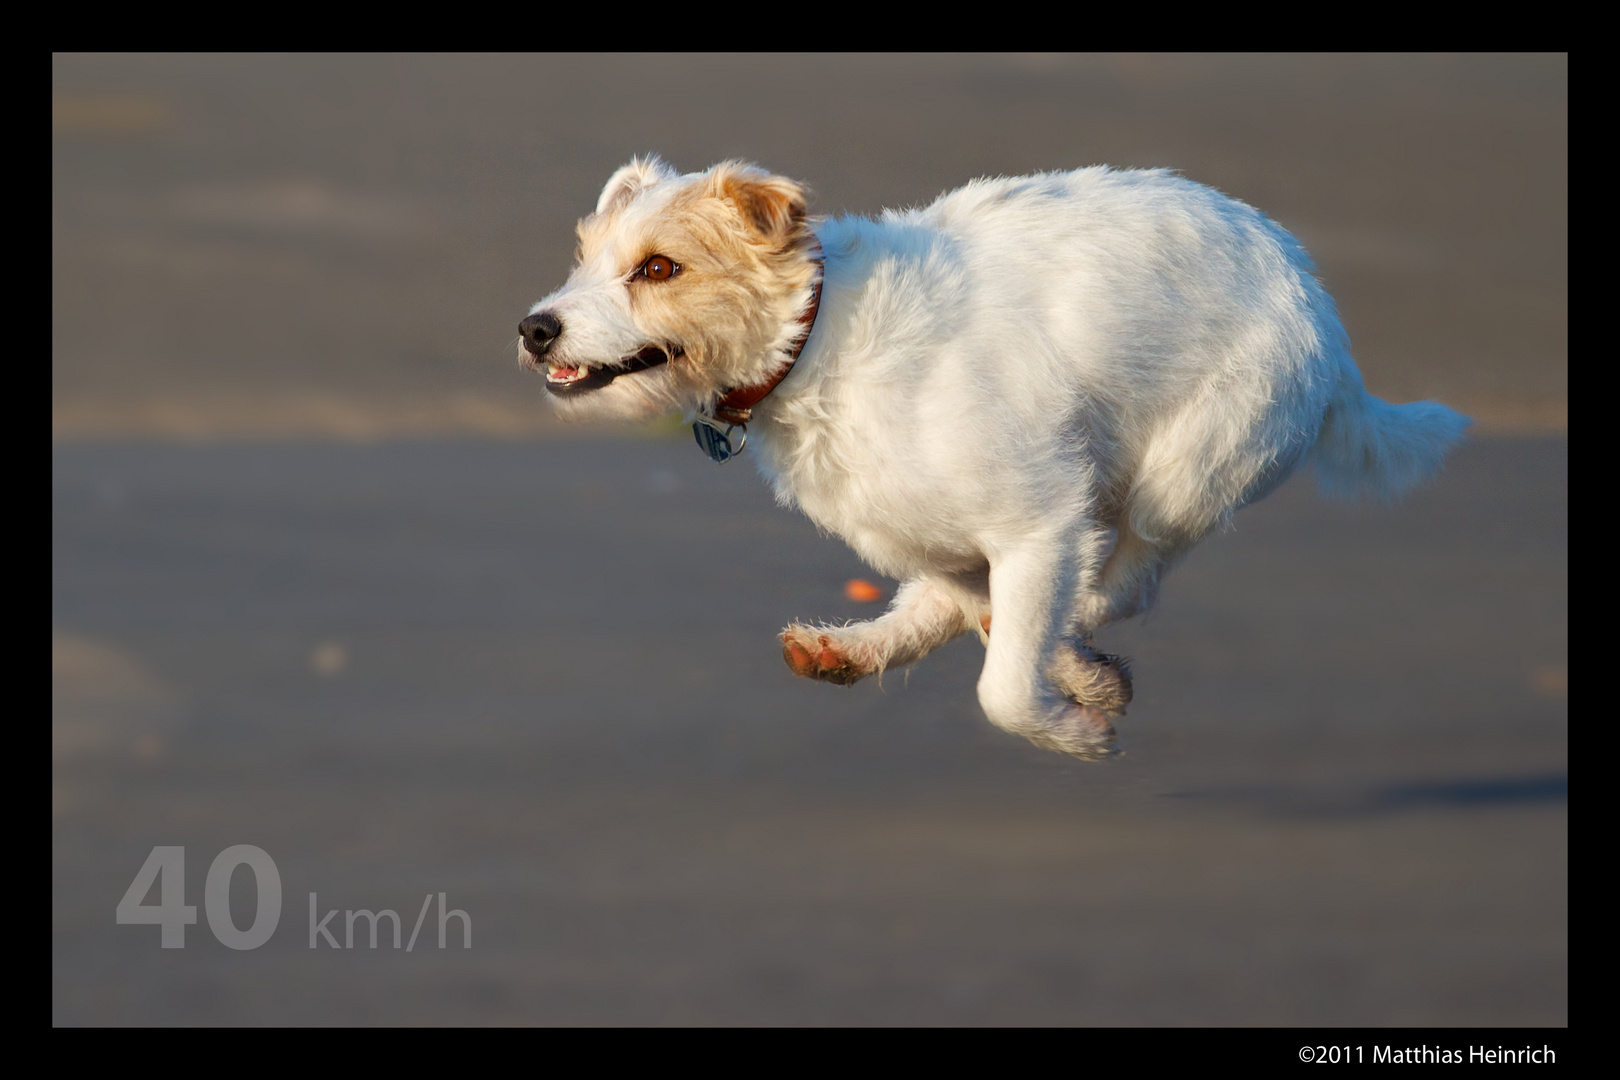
[
  {"xmin": 710, "ymin": 162, "xmax": 808, "ymax": 247},
  {"xmin": 596, "ymin": 155, "xmax": 676, "ymax": 215}
]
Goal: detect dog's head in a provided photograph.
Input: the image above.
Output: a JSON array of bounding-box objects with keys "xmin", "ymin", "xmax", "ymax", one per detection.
[{"xmin": 520, "ymin": 157, "xmax": 817, "ymax": 423}]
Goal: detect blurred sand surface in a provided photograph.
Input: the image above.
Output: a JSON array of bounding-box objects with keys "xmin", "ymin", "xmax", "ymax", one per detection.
[{"xmin": 53, "ymin": 54, "xmax": 1566, "ymax": 438}]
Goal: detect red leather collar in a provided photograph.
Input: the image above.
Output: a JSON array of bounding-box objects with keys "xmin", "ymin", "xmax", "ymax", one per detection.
[{"xmin": 710, "ymin": 238, "xmax": 824, "ymax": 426}]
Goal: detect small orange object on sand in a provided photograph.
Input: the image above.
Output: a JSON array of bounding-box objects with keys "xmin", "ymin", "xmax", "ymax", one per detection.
[{"xmin": 844, "ymin": 578, "xmax": 884, "ymax": 602}]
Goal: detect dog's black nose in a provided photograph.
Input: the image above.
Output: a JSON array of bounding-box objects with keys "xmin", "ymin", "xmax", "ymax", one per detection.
[{"xmin": 519, "ymin": 312, "xmax": 563, "ymax": 356}]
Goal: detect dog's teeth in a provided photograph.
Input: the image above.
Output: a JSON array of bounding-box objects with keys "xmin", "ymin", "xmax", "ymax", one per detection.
[{"xmin": 546, "ymin": 362, "xmax": 588, "ymax": 383}]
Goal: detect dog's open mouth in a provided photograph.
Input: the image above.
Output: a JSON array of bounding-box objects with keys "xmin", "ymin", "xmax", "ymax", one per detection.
[{"xmin": 544, "ymin": 345, "xmax": 682, "ymax": 396}]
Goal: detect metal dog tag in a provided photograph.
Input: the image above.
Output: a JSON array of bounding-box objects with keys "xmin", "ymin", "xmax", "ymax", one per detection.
[{"xmin": 692, "ymin": 418, "xmax": 746, "ymax": 464}]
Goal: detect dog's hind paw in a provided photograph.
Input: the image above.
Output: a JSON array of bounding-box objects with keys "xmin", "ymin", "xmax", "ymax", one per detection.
[
  {"xmin": 1049, "ymin": 636, "xmax": 1133, "ymax": 717},
  {"xmin": 1023, "ymin": 702, "xmax": 1119, "ymax": 761},
  {"xmin": 780, "ymin": 625, "xmax": 870, "ymax": 686}
]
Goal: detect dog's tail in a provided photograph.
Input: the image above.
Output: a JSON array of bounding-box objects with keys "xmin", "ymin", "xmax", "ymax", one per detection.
[{"xmin": 1309, "ymin": 357, "xmax": 1472, "ymax": 501}]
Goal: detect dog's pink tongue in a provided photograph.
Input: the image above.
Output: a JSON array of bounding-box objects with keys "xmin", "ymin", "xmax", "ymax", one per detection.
[{"xmin": 552, "ymin": 365, "xmax": 580, "ymax": 379}]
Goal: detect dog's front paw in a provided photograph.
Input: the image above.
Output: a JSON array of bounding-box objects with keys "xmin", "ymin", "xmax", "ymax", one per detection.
[{"xmin": 781, "ymin": 625, "xmax": 869, "ymax": 686}]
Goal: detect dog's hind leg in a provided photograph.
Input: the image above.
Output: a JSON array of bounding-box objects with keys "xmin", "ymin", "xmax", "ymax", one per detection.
[
  {"xmin": 781, "ymin": 577, "xmax": 971, "ymax": 685},
  {"xmin": 1076, "ymin": 518, "xmax": 1185, "ymax": 629},
  {"xmin": 976, "ymin": 534, "xmax": 1121, "ymax": 760}
]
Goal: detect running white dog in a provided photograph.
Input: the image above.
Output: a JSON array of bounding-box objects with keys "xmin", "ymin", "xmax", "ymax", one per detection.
[{"xmin": 519, "ymin": 157, "xmax": 1470, "ymax": 759}]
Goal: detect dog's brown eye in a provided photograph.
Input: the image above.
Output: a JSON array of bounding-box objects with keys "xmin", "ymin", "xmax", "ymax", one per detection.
[{"xmin": 641, "ymin": 255, "xmax": 678, "ymax": 281}]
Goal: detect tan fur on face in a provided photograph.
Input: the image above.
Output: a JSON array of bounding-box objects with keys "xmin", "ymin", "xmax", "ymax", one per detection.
[{"xmin": 542, "ymin": 160, "xmax": 819, "ymax": 423}]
